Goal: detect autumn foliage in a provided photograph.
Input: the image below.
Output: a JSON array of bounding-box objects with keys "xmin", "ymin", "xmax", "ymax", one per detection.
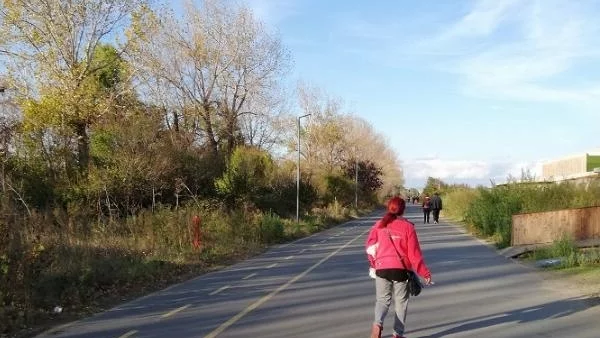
[{"xmin": 0, "ymin": 0, "xmax": 404, "ymax": 334}]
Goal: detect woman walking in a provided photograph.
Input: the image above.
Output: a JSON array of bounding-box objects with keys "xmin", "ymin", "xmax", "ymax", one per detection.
[
  {"xmin": 421, "ymin": 195, "xmax": 431, "ymax": 224},
  {"xmin": 366, "ymin": 196, "xmax": 432, "ymax": 338}
]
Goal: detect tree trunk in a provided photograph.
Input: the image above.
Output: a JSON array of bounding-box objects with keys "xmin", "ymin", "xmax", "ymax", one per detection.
[
  {"xmin": 226, "ymin": 115, "xmax": 237, "ymax": 155},
  {"xmin": 172, "ymin": 111, "xmax": 179, "ymax": 132},
  {"xmin": 74, "ymin": 121, "xmax": 89, "ymax": 174},
  {"xmin": 201, "ymin": 104, "xmax": 219, "ymax": 157}
]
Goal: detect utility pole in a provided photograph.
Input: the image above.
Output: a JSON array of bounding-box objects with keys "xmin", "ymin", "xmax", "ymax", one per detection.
[
  {"xmin": 355, "ymin": 151, "xmax": 358, "ymax": 209},
  {"xmin": 296, "ymin": 114, "xmax": 311, "ymax": 223}
]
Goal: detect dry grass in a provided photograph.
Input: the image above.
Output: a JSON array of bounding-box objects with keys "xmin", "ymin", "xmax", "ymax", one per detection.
[{"xmin": 1, "ymin": 201, "xmax": 362, "ymax": 337}]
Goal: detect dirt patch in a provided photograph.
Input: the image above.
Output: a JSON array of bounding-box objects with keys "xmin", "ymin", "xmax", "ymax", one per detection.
[{"xmin": 539, "ymin": 267, "xmax": 600, "ymax": 300}]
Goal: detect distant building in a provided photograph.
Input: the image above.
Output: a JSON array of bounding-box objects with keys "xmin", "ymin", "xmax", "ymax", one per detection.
[{"xmin": 541, "ymin": 152, "xmax": 600, "ymax": 182}]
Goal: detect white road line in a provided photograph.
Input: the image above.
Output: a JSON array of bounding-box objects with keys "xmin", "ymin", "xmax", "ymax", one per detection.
[
  {"xmin": 312, "ymin": 244, "xmax": 317, "ymax": 247},
  {"xmin": 276, "ymin": 232, "xmax": 319, "ymax": 249},
  {"xmin": 203, "ymin": 228, "xmax": 370, "ymax": 338},
  {"xmin": 285, "ymin": 256, "xmax": 294, "ymax": 260},
  {"xmin": 242, "ymin": 273, "xmax": 257, "ymax": 280},
  {"xmin": 209, "ymin": 286, "xmax": 230, "ymax": 296},
  {"xmin": 118, "ymin": 330, "xmax": 138, "ymax": 338},
  {"xmin": 298, "ymin": 249, "xmax": 306, "ymax": 254},
  {"xmin": 161, "ymin": 304, "xmax": 191, "ymax": 318},
  {"xmin": 266, "ymin": 263, "xmax": 278, "ymax": 268},
  {"xmin": 320, "ymin": 240, "xmax": 327, "ymax": 243}
]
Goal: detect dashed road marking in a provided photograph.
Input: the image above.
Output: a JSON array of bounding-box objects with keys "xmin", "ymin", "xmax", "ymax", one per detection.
[
  {"xmin": 209, "ymin": 286, "xmax": 230, "ymax": 296},
  {"xmin": 118, "ymin": 330, "xmax": 138, "ymax": 338},
  {"xmin": 161, "ymin": 304, "xmax": 191, "ymax": 319},
  {"xmin": 242, "ymin": 273, "xmax": 257, "ymax": 280},
  {"xmin": 285, "ymin": 256, "xmax": 294, "ymax": 260},
  {"xmin": 266, "ymin": 263, "xmax": 278, "ymax": 268},
  {"xmin": 203, "ymin": 228, "xmax": 370, "ymax": 338}
]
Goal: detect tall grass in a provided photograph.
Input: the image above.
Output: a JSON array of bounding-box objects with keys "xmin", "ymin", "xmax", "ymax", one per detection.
[
  {"xmin": 442, "ymin": 188, "xmax": 480, "ymax": 221},
  {"xmin": 530, "ymin": 235, "xmax": 600, "ymax": 269},
  {"xmin": 531, "ymin": 235, "xmax": 578, "ymax": 261},
  {"xmin": 0, "ymin": 200, "xmax": 359, "ymax": 334},
  {"xmin": 445, "ymin": 180, "xmax": 600, "ymax": 248}
]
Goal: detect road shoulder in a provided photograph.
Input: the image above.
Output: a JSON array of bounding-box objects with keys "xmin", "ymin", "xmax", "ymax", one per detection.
[{"xmin": 445, "ymin": 217, "xmax": 600, "ymax": 300}]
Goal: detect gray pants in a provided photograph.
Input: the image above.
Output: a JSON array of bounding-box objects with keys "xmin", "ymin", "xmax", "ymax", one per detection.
[{"xmin": 374, "ymin": 276, "xmax": 409, "ymax": 336}]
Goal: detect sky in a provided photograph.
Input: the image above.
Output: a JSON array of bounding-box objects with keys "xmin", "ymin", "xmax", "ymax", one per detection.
[{"xmin": 231, "ymin": 0, "xmax": 600, "ymax": 189}]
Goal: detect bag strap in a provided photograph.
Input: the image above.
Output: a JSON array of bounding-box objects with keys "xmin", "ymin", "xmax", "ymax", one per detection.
[{"xmin": 385, "ymin": 228, "xmax": 410, "ymax": 271}]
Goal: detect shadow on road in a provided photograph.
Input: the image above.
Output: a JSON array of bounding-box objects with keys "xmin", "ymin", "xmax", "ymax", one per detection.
[{"xmin": 413, "ymin": 296, "xmax": 600, "ymax": 337}]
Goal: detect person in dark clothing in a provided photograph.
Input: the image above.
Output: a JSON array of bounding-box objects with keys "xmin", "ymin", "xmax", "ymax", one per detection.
[
  {"xmin": 430, "ymin": 192, "xmax": 443, "ymax": 224},
  {"xmin": 421, "ymin": 196, "xmax": 431, "ymax": 224}
]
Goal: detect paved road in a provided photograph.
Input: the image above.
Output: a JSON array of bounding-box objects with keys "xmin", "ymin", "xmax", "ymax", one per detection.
[{"xmin": 37, "ymin": 205, "xmax": 600, "ymax": 338}]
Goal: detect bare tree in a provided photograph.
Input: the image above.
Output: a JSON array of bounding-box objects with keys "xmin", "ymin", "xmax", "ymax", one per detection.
[
  {"xmin": 292, "ymin": 82, "xmax": 404, "ymax": 199},
  {"xmin": 239, "ymin": 89, "xmax": 291, "ymax": 152},
  {"xmin": 128, "ymin": 0, "xmax": 290, "ymax": 156},
  {"xmin": 296, "ymin": 83, "xmax": 349, "ymax": 176},
  {"xmin": 344, "ymin": 115, "xmax": 404, "ymax": 198}
]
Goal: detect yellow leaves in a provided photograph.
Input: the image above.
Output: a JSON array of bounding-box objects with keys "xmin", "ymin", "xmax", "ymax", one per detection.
[
  {"xmin": 127, "ymin": 3, "xmax": 157, "ymax": 44},
  {"xmin": 22, "ymin": 96, "xmax": 64, "ymax": 131},
  {"xmin": 1, "ymin": 0, "xmax": 24, "ymax": 22}
]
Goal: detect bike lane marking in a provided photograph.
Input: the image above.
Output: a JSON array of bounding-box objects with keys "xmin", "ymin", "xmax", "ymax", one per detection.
[{"xmin": 203, "ymin": 227, "xmax": 369, "ymax": 338}]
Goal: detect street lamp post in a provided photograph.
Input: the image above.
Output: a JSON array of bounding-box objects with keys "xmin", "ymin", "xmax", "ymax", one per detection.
[
  {"xmin": 355, "ymin": 156, "xmax": 358, "ymax": 209},
  {"xmin": 297, "ymin": 114, "xmax": 311, "ymax": 223},
  {"xmin": 354, "ymin": 147, "xmax": 358, "ymax": 209}
]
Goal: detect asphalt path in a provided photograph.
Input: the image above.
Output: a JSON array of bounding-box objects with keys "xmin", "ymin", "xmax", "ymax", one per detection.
[{"xmin": 37, "ymin": 205, "xmax": 600, "ymax": 338}]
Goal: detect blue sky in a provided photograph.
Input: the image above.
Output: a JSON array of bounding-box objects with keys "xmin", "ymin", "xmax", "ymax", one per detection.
[{"xmin": 239, "ymin": 0, "xmax": 600, "ymax": 188}]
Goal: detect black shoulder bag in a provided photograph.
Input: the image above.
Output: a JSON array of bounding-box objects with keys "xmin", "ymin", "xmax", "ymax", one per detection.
[{"xmin": 386, "ymin": 229, "xmax": 423, "ymax": 297}]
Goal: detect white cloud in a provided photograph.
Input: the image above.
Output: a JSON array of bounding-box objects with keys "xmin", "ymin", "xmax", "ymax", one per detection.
[
  {"xmin": 245, "ymin": 0, "xmax": 298, "ymax": 26},
  {"xmin": 337, "ymin": 0, "xmax": 600, "ymax": 107},
  {"xmin": 404, "ymin": 157, "xmax": 544, "ymax": 187},
  {"xmin": 406, "ymin": 158, "xmax": 491, "ymax": 180},
  {"xmin": 436, "ymin": 0, "xmax": 522, "ymax": 41},
  {"xmin": 440, "ymin": 0, "xmax": 600, "ymax": 104},
  {"xmin": 493, "ymin": 161, "xmax": 544, "ymax": 183}
]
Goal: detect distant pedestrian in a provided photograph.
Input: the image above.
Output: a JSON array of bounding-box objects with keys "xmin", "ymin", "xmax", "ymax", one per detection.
[
  {"xmin": 422, "ymin": 195, "xmax": 431, "ymax": 224},
  {"xmin": 430, "ymin": 192, "xmax": 443, "ymax": 224},
  {"xmin": 365, "ymin": 196, "xmax": 433, "ymax": 338}
]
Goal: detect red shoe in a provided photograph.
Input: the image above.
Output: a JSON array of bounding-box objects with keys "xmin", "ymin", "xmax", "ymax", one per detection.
[{"xmin": 370, "ymin": 324, "xmax": 382, "ymax": 338}]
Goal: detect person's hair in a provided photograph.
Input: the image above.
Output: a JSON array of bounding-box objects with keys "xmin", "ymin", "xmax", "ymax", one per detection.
[{"xmin": 378, "ymin": 196, "xmax": 406, "ymax": 228}]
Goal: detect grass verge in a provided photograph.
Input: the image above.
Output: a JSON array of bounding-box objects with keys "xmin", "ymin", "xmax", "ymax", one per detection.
[{"xmin": 4, "ymin": 204, "xmax": 370, "ymax": 338}]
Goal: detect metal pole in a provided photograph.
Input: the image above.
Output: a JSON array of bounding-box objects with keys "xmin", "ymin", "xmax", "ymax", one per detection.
[
  {"xmin": 355, "ymin": 151, "xmax": 358, "ymax": 209},
  {"xmin": 296, "ymin": 116, "xmax": 300, "ymax": 223},
  {"xmin": 296, "ymin": 114, "xmax": 311, "ymax": 223}
]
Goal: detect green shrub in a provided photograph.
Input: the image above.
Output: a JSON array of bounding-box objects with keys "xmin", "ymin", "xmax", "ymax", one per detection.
[
  {"xmin": 458, "ymin": 180, "xmax": 600, "ymax": 248},
  {"xmin": 259, "ymin": 213, "xmax": 284, "ymax": 244},
  {"xmin": 215, "ymin": 146, "xmax": 275, "ymax": 207},
  {"xmin": 444, "ymin": 188, "xmax": 480, "ymax": 221},
  {"xmin": 531, "ymin": 235, "xmax": 577, "ymax": 261},
  {"xmin": 464, "ymin": 186, "xmax": 522, "ymax": 247}
]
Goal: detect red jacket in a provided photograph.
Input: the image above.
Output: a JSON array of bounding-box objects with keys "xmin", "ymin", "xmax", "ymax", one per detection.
[{"xmin": 365, "ymin": 217, "xmax": 431, "ymax": 279}]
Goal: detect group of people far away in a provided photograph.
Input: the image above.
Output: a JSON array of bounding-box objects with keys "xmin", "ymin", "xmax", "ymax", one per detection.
[
  {"xmin": 365, "ymin": 196, "xmax": 434, "ymax": 338},
  {"xmin": 421, "ymin": 192, "xmax": 443, "ymax": 224}
]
